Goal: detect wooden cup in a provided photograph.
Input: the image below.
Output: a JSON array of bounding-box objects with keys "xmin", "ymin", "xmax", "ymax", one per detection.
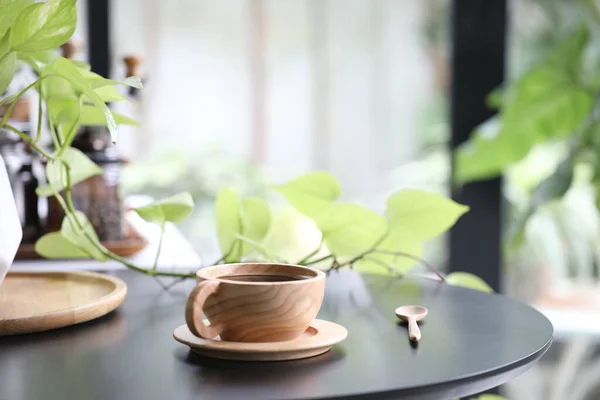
[{"xmin": 185, "ymin": 263, "xmax": 326, "ymax": 343}]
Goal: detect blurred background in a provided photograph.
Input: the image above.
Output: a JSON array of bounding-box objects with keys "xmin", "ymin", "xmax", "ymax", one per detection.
[{"xmin": 4, "ymin": 0, "xmax": 600, "ymax": 398}]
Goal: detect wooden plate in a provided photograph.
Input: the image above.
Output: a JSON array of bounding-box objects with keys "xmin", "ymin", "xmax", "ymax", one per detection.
[
  {"xmin": 0, "ymin": 271, "xmax": 127, "ymax": 336},
  {"xmin": 173, "ymin": 319, "xmax": 348, "ymax": 361}
]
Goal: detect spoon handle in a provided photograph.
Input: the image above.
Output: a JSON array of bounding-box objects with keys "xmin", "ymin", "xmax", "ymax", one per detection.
[{"xmin": 408, "ymin": 317, "xmax": 421, "ymax": 342}]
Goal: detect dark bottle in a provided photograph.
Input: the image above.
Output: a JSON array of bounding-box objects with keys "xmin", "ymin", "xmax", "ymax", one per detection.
[{"xmin": 18, "ymin": 144, "xmax": 41, "ymax": 243}]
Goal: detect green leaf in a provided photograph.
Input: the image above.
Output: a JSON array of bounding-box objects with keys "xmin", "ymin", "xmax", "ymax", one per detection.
[
  {"xmin": 42, "ymin": 57, "xmax": 118, "ymax": 142},
  {"xmin": 540, "ymin": 23, "xmax": 588, "ymax": 76},
  {"xmin": 455, "ymin": 117, "xmax": 532, "ymax": 182},
  {"xmin": 79, "ymin": 69, "xmax": 143, "ymax": 90},
  {"xmin": 275, "ymin": 172, "xmax": 341, "ymax": 218},
  {"xmin": 508, "ymin": 157, "xmax": 574, "ymax": 247},
  {"xmin": 0, "ymin": 30, "xmax": 15, "ymax": 94},
  {"xmin": 240, "ymin": 197, "xmax": 271, "ymax": 256},
  {"xmin": 61, "ymin": 212, "xmax": 107, "ymax": 261},
  {"xmin": 79, "ymin": 105, "xmax": 138, "ymax": 126},
  {"xmin": 134, "ymin": 192, "xmax": 194, "ymax": 225},
  {"xmin": 17, "ymin": 49, "xmax": 56, "ymax": 73},
  {"xmin": 215, "ymin": 189, "xmax": 242, "ymax": 262},
  {"xmin": 10, "ymin": 0, "xmax": 77, "ymax": 52},
  {"xmin": 315, "ymin": 203, "xmax": 387, "ymax": 256},
  {"xmin": 486, "ymin": 87, "xmax": 504, "ymax": 109},
  {"xmin": 93, "ymin": 85, "xmax": 127, "ymax": 102},
  {"xmin": 0, "ymin": 0, "xmax": 34, "ymax": 39},
  {"xmin": 75, "ymin": 68, "xmax": 141, "ymax": 102},
  {"xmin": 354, "ymin": 233, "xmax": 423, "ymax": 275},
  {"xmin": 470, "ymin": 394, "xmax": 506, "ymax": 400},
  {"xmin": 456, "ymin": 25, "xmax": 592, "ymax": 183},
  {"xmin": 41, "ymin": 74, "xmax": 76, "ymax": 101},
  {"xmin": 48, "ymin": 99, "xmax": 137, "ymax": 133},
  {"xmin": 34, "ymin": 231, "xmax": 90, "ymax": 259},
  {"xmin": 36, "ymin": 147, "xmax": 102, "ymax": 197},
  {"xmin": 69, "ymin": 59, "xmax": 90, "ymax": 70},
  {"xmin": 46, "ymin": 97, "xmax": 78, "ymax": 124},
  {"xmin": 387, "ymin": 190, "xmax": 469, "ymax": 241},
  {"xmin": 446, "ymin": 272, "xmax": 493, "ymax": 293},
  {"xmin": 503, "ymin": 84, "xmax": 592, "ymax": 142}
]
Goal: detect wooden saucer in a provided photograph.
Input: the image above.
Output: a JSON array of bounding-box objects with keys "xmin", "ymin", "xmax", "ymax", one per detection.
[
  {"xmin": 173, "ymin": 319, "xmax": 348, "ymax": 361},
  {"xmin": 0, "ymin": 271, "xmax": 127, "ymax": 336}
]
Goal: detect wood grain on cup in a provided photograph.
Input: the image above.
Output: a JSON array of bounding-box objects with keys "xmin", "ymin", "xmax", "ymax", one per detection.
[{"xmin": 186, "ymin": 263, "xmax": 325, "ymax": 343}]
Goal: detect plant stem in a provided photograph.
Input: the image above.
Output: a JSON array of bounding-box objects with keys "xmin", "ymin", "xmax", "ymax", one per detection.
[
  {"xmin": 369, "ymin": 249, "xmax": 446, "ymax": 282},
  {"xmin": 296, "ymin": 240, "xmax": 323, "ymax": 264},
  {"xmin": 152, "ymin": 223, "xmax": 165, "ymax": 273},
  {"xmin": 57, "ymin": 96, "xmax": 83, "ymax": 156},
  {"xmin": 2, "ymin": 77, "xmax": 197, "ymax": 280},
  {"xmin": 332, "ymin": 233, "xmax": 388, "ymax": 269},
  {"xmin": 34, "ymin": 84, "xmax": 43, "ymax": 144},
  {"xmin": 47, "ymin": 111, "xmax": 61, "ymax": 150},
  {"xmin": 58, "ymin": 160, "xmax": 195, "ymax": 279},
  {"xmin": 0, "ymin": 75, "xmax": 57, "ymax": 122},
  {"xmin": 302, "ymin": 254, "xmax": 334, "ymax": 266},
  {"xmin": 362, "ymin": 256, "xmax": 399, "ymax": 274},
  {"xmin": 2, "ymin": 123, "xmax": 54, "ymax": 160},
  {"xmin": 235, "ymin": 234, "xmax": 275, "ymax": 261}
]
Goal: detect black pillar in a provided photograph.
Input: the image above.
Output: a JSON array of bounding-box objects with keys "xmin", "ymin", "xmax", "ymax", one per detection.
[
  {"xmin": 449, "ymin": 0, "xmax": 507, "ymax": 293},
  {"xmin": 86, "ymin": 0, "xmax": 111, "ymax": 78}
]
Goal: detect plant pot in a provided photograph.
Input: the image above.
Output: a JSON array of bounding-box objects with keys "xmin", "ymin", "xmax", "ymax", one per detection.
[{"xmin": 0, "ymin": 154, "xmax": 22, "ymax": 287}]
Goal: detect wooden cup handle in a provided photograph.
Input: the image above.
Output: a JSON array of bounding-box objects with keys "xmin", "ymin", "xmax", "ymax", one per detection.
[
  {"xmin": 185, "ymin": 280, "xmax": 223, "ymax": 339},
  {"xmin": 408, "ymin": 317, "xmax": 421, "ymax": 342}
]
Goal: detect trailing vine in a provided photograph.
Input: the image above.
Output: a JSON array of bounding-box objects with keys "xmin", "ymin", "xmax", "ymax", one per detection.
[{"xmin": 0, "ymin": 0, "xmax": 492, "ymax": 293}]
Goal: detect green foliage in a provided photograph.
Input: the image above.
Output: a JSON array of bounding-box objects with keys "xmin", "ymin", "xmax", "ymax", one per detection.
[
  {"xmin": 273, "ymin": 172, "xmax": 472, "ymax": 278},
  {"xmin": 134, "ymin": 192, "xmax": 195, "ymax": 225},
  {"xmin": 240, "ymin": 197, "xmax": 271, "ymax": 256},
  {"xmin": 275, "ymin": 171, "xmax": 341, "ymax": 218},
  {"xmin": 42, "ymin": 57, "xmax": 118, "ymax": 141},
  {"xmin": 214, "ymin": 190, "xmax": 273, "ymax": 261},
  {"xmin": 456, "ymin": 17, "xmax": 600, "ymax": 251},
  {"xmin": 10, "ymin": 0, "xmax": 76, "ymax": 51},
  {"xmin": 215, "ymin": 189, "xmax": 242, "ymax": 261},
  {"xmin": 446, "ymin": 272, "xmax": 493, "ymax": 293},
  {"xmin": 34, "ymin": 231, "xmax": 89, "ymax": 259},
  {"xmin": 35, "ymin": 212, "xmax": 108, "ymax": 261},
  {"xmin": 17, "ymin": 49, "xmax": 55, "ymax": 72},
  {"xmin": 355, "ymin": 234, "xmax": 423, "ymax": 275},
  {"xmin": 387, "ymin": 189, "xmax": 469, "ymax": 241},
  {"xmin": 61, "ymin": 211, "xmax": 107, "ymax": 261},
  {"xmin": 315, "ymin": 203, "xmax": 387, "ymax": 256},
  {"xmin": 0, "ymin": 0, "xmax": 35, "ymax": 39},
  {"xmin": 454, "ymin": 395, "xmax": 507, "ymax": 400},
  {"xmin": 36, "ymin": 147, "xmax": 103, "ymax": 197},
  {"xmin": 0, "ymin": 0, "xmax": 489, "ymax": 288},
  {"xmin": 78, "ymin": 105, "xmax": 139, "ymax": 127},
  {"xmin": 457, "ymin": 25, "xmax": 592, "ymax": 182},
  {"xmin": 0, "ymin": 30, "xmax": 16, "ymax": 94}
]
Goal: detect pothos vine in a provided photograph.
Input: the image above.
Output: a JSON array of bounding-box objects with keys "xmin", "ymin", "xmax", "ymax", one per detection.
[
  {"xmin": 0, "ymin": 73, "xmax": 456, "ymax": 285},
  {"xmin": 0, "ymin": 0, "xmax": 495, "ymax": 296}
]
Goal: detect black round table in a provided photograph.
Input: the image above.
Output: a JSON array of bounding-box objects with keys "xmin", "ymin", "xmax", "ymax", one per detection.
[{"xmin": 0, "ymin": 270, "xmax": 553, "ymax": 400}]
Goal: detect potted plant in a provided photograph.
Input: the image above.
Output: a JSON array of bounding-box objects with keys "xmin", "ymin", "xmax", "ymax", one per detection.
[{"xmin": 0, "ymin": 0, "xmax": 491, "ymax": 293}]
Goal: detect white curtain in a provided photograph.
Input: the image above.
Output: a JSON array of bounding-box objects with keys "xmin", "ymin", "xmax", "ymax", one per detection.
[{"xmin": 108, "ymin": 0, "xmax": 440, "ymax": 200}]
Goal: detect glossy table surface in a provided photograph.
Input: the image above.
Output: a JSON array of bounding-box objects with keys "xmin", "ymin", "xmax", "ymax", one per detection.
[{"xmin": 0, "ymin": 270, "xmax": 553, "ymax": 400}]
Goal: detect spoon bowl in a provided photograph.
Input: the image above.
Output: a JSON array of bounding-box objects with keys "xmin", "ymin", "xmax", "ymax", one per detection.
[
  {"xmin": 395, "ymin": 305, "xmax": 428, "ymax": 321},
  {"xmin": 395, "ymin": 305, "xmax": 428, "ymax": 342}
]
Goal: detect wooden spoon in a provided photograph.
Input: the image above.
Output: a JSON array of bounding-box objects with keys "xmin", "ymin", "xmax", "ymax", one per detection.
[{"xmin": 395, "ymin": 305, "xmax": 428, "ymax": 342}]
